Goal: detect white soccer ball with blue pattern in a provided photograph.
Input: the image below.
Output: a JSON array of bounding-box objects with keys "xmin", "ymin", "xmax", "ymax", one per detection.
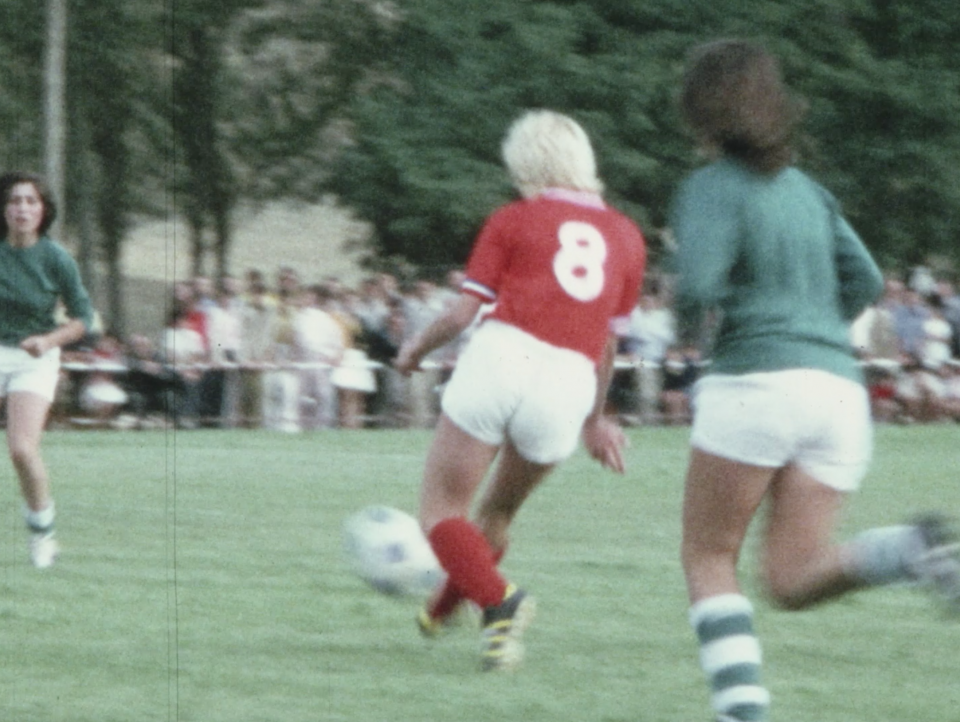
[{"xmin": 342, "ymin": 505, "xmax": 445, "ymax": 597}]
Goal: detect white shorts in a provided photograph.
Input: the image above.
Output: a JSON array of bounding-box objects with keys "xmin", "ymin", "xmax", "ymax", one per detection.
[
  {"xmin": 690, "ymin": 369, "xmax": 872, "ymax": 492},
  {"xmin": 0, "ymin": 345, "xmax": 62, "ymax": 403},
  {"xmin": 441, "ymin": 320, "xmax": 597, "ymax": 465}
]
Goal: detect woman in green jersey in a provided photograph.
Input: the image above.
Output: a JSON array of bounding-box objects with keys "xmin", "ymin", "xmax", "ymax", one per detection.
[
  {"xmin": 0, "ymin": 171, "xmax": 94, "ymax": 568},
  {"xmin": 671, "ymin": 41, "xmax": 960, "ymax": 722}
]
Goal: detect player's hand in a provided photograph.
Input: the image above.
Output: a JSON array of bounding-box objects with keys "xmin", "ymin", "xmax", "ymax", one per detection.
[
  {"xmin": 582, "ymin": 415, "xmax": 627, "ymax": 474},
  {"xmin": 20, "ymin": 335, "xmax": 52, "ymax": 358}
]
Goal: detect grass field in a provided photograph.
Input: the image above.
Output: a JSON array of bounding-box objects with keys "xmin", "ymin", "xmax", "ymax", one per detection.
[{"xmin": 1, "ymin": 425, "xmax": 958, "ymax": 722}]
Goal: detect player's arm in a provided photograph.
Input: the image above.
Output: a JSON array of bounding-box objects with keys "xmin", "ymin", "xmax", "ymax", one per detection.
[
  {"xmin": 20, "ymin": 318, "xmax": 87, "ymax": 358},
  {"xmin": 581, "ymin": 334, "xmax": 627, "ymax": 474},
  {"xmin": 394, "ymin": 293, "xmax": 483, "ymax": 376}
]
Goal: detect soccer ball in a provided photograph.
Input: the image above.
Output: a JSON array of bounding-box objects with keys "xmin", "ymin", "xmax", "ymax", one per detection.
[{"xmin": 342, "ymin": 505, "xmax": 445, "ymax": 597}]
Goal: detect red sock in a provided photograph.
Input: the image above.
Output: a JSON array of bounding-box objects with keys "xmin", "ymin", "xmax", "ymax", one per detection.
[
  {"xmin": 429, "ymin": 547, "xmax": 506, "ymax": 620},
  {"xmin": 428, "ymin": 517, "xmax": 507, "ymax": 609}
]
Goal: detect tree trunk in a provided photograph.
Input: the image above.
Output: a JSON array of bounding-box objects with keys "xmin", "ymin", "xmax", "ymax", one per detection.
[
  {"xmin": 188, "ymin": 210, "xmax": 206, "ymax": 279},
  {"xmin": 73, "ymin": 105, "xmax": 98, "ymax": 296},
  {"xmin": 105, "ymin": 253, "xmax": 125, "ymax": 337},
  {"xmin": 43, "ymin": 0, "xmax": 68, "ymax": 239},
  {"xmin": 213, "ymin": 201, "xmax": 231, "ymax": 280}
]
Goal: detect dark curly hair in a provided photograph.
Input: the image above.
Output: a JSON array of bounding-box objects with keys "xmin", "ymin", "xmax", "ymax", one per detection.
[
  {"xmin": 680, "ymin": 40, "xmax": 804, "ymax": 174},
  {"xmin": 0, "ymin": 171, "xmax": 58, "ymax": 237}
]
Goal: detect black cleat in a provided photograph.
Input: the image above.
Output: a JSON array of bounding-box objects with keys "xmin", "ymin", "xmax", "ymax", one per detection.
[{"xmin": 479, "ymin": 584, "xmax": 536, "ymax": 671}]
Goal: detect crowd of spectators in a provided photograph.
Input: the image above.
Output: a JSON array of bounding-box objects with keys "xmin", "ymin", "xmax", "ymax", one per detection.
[
  {"xmin": 51, "ymin": 263, "xmax": 960, "ymax": 431},
  {"xmin": 55, "ymin": 266, "xmax": 465, "ymax": 431}
]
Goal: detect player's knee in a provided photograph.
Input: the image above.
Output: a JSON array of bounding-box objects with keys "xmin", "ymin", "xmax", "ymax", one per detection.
[
  {"xmin": 7, "ymin": 440, "xmax": 38, "ymax": 469},
  {"xmin": 760, "ymin": 563, "xmax": 810, "ymax": 611}
]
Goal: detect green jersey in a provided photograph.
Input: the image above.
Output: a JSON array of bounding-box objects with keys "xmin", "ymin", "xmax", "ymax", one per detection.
[
  {"xmin": 670, "ymin": 159, "xmax": 883, "ymax": 384},
  {"xmin": 0, "ymin": 236, "xmax": 95, "ymax": 347}
]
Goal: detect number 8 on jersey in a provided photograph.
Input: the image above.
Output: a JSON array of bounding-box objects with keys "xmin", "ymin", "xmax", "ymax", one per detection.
[{"xmin": 554, "ymin": 221, "xmax": 607, "ymax": 302}]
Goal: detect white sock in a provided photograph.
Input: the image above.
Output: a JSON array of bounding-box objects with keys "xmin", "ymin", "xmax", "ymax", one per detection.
[
  {"xmin": 23, "ymin": 502, "xmax": 56, "ymax": 534},
  {"xmin": 690, "ymin": 593, "xmax": 769, "ymax": 722},
  {"xmin": 848, "ymin": 525, "xmax": 921, "ymax": 586}
]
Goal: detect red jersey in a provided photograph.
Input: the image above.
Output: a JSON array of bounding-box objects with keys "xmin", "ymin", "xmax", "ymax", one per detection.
[{"xmin": 462, "ymin": 189, "xmax": 646, "ymax": 364}]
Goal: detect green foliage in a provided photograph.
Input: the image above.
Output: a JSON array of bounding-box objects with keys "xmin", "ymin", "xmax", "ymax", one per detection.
[
  {"xmin": 1, "ymin": 0, "xmax": 958, "ymax": 287},
  {"xmin": 0, "ymin": 3, "xmax": 45, "ymax": 169},
  {"xmin": 332, "ymin": 0, "xmax": 960, "ymax": 274}
]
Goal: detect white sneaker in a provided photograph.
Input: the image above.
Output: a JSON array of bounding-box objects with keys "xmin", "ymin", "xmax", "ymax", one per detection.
[
  {"xmin": 908, "ymin": 514, "xmax": 960, "ymax": 614},
  {"xmin": 29, "ymin": 532, "xmax": 60, "ymax": 569}
]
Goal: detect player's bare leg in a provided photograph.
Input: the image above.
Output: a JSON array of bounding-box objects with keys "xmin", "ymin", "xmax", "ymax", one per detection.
[
  {"xmin": 468, "ymin": 441, "xmax": 550, "ymax": 669},
  {"xmin": 419, "ymin": 414, "xmax": 499, "ymax": 532},
  {"xmin": 475, "ymin": 440, "xmax": 554, "ymax": 555},
  {"xmin": 760, "ymin": 464, "xmax": 859, "ymax": 609},
  {"xmin": 7, "ymin": 391, "xmax": 59, "ymax": 568},
  {"xmin": 681, "ymin": 449, "xmax": 773, "ymax": 602},
  {"xmin": 765, "ymin": 464, "xmax": 960, "ymax": 613},
  {"xmin": 682, "ymin": 449, "xmax": 775, "ymax": 722},
  {"xmin": 417, "ymin": 414, "xmax": 499, "ymax": 635},
  {"xmin": 419, "ymin": 422, "xmax": 541, "ymax": 669}
]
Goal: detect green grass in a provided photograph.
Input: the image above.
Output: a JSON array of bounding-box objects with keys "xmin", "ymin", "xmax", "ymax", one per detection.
[{"xmin": 1, "ymin": 425, "xmax": 958, "ymax": 722}]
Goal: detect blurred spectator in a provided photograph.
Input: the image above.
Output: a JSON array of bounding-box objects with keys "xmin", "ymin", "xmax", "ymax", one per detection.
[
  {"xmin": 77, "ymin": 331, "xmax": 129, "ymax": 425},
  {"xmin": 330, "ymin": 285, "xmax": 378, "ymax": 429},
  {"xmin": 365, "ymin": 297, "xmax": 409, "ymax": 427},
  {"xmin": 618, "ymin": 281, "xmax": 675, "ymax": 424},
  {"xmin": 892, "ymin": 287, "xmax": 930, "ymax": 358},
  {"xmin": 353, "ymin": 275, "xmax": 392, "ymax": 334},
  {"xmin": 243, "ymin": 268, "xmax": 272, "ymax": 302},
  {"xmin": 401, "ymin": 279, "xmax": 448, "ymax": 427},
  {"xmin": 908, "ymin": 264, "xmax": 936, "ymax": 296},
  {"xmin": 851, "ymin": 289, "xmax": 903, "ymax": 424},
  {"xmin": 172, "ymin": 280, "xmax": 209, "ymax": 349},
  {"xmin": 920, "ymin": 294, "xmax": 954, "ymax": 371},
  {"xmin": 864, "ymin": 360, "xmax": 902, "ymax": 423},
  {"xmin": 659, "ymin": 346, "xmax": 700, "ymax": 425},
  {"xmin": 939, "ymin": 360, "xmax": 960, "ymax": 421},
  {"xmin": 203, "ymin": 276, "xmax": 244, "ymax": 427},
  {"xmin": 294, "ymin": 284, "xmax": 344, "ymax": 429},
  {"xmin": 850, "ymin": 299, "xmax": 900, "ymax": 362},
  {"xmin": 237, "ymin": 279, "xmax": 277, "ymax": 428},
  {"xmin": 124, "ymin": 333, "xmax": 176, "ymax": 428},
  {"xmin": 262, "ymin": 266, "xmax": 302, "ymax": 432},
  {"xmin": 191, "ymin": 274, "xmax": 217, "ymax": 312},
  {"xmin": 935, "ymin": 278, "xmax": 960, "ymax": 357},
  {"xmin": 162, "ymin": 307, "xmax": 206, "ymax": 428},
  {"xmin": 892, "ymin": 353, "xmax": 941, "ymax": 424}
]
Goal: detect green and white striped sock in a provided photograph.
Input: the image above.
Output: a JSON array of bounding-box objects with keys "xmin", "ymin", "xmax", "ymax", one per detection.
[{"xmin": 690, "ymin": 594, "xmax": 769, "ymax": 722}]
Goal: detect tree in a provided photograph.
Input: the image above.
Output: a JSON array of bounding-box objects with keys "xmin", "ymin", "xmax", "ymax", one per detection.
[
  {"xmin": 68, "ymin": 0, "xmax": 161, "ymax": 335},
  {"xmin": 170, "ymin": 0, "xmax": 393, "ymax": 279},
  {"xmin": 330, "ymin": 0, "xmax": 960, "ymax": 276}
]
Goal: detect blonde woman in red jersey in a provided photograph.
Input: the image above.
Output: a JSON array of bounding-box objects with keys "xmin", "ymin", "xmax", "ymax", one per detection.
[{"xmin": 396, "ymin": 110, "xmax": 646, "ymax": 671}]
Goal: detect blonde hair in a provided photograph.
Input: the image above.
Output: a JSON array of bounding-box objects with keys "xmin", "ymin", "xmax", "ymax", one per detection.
[{"xmin": 501, "ymin": 110, "xmax": 603, "ymax": 198}]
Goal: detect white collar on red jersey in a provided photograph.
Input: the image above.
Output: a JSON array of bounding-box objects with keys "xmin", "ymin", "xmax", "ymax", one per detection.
[{"xmin": 538, "ymin": 187, "xmax": 606, "ymax": 210}]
